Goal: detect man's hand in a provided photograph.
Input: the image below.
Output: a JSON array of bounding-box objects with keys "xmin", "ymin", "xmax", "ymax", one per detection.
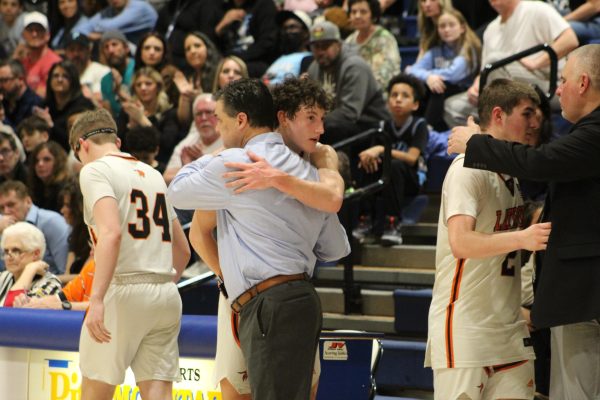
[
  {"xmin": 358, "ymin": 146, "xmax": 383, "ymax": 173},
  {"xmin": 216, "ymin": 9, "xmax": 246, "ymax": 34},
  {"xmin": 85, "ymin": 296, "xmax": 111, "ymax": 343},
  {"xmin": 222, "ymin": 150, "xmax": 286, "ymax": 193},
  {"xmin": 519, "ymin": 222, "xmax": 552, "ymax": 252},
  {"xmin": 426, "ymin": 75, "xmax": 446, "ymax": 94},
  {"xmin": 181, "ymin": 144, "xmax": 204, "ymax": 165},
  {"xmin": 448, "ymin": 116, "xmax": 480, "ymax": 154},
  {"xmin": 0, "ymin": 215, "xmax": 16, "ymax": 233},
  {"xmin": 467, "ymin": 80, "xmax": 479, "ymax": 106}
]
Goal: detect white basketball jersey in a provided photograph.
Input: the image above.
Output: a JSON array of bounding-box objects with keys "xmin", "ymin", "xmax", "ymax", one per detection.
[
  {"xmin": 80, "ymin": 153, "xmax": 176, "ymax": 276},
  {"xmin": 425, "ymin": 155, "xmax": 535, "ymax": 369}
]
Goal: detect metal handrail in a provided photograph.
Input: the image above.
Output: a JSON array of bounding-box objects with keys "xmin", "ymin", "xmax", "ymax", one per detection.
[
  {"xmin": 479, "ymin": 43, "xmax": 558, "ymax": 99},
  {"xmin": 331, "ymin": 122, "xmax": 393, "ymax": 314}
]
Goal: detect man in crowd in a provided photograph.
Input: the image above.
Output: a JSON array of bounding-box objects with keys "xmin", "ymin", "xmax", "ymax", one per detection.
[
  {"xmin": 307, "ymin": 21, "xmax": 389, "ymax": 145},
  {"xmin": 0, "ymin": 58, "xmax": 42, "ymax": 129},
  {"xmin": 168, "ymin": 78, "xmax": 349, "ymax": 400},
  {"xmin": 63, "ymin": 31, "xmax": 110, "ymax": 104},
  {"xmin": 99, "ymin": 30, "xmax": 134, "ymax": 118},
  {"xmin": 16, "ymin": 11, "xmax": 61, "ymax": 98},
  {"xmin": 163, "ymin": 93, "xmax": 222, "ymax": 184},
  {"xmin": 448, "ymin": 44, "xmax": 600, "ymax": 400},
  {"xmin": 0, "ymin": 180, "xmax": 69, "ymax": 274}
]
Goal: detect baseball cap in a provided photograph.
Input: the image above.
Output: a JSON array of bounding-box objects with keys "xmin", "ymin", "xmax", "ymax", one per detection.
[
  {"xmin": 276, "ymin": 10, "xmax": 312, "ymax": 31},
  {"xmin": 101, "ymin": 30, "xmax": 128, "ymax": 45},
  {"xmin": 24, "ymin": 11, "xmax": 48, "ymax": 31},
  {"xmin": 309, "ymin": 21, "xmax": 341, "ymax": 44},
  {"xmin": 65, "ymin": 32, "xmax": 90, "ymax": 48}
]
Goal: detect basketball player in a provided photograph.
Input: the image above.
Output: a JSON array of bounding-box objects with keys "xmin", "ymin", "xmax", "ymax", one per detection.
[
  {"xmin": 426, "ymin": 79, "xmax": 551, "ymax": 399},
  {"xmin": 69, "ymin": 108, "xmax": 190, "ymax": 400},
  {"xmin": 189, "ymin": 77, "xmax": 341, "ymax": 400}
]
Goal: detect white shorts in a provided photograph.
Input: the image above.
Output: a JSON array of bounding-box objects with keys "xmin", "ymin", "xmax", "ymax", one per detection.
[
  {"xmin": 80, "ymin": 277, "xmax": 182, "ymax": 385},
  {"xmin": 214, "ymin": 293, "xmax": 320, "ymax": 394},
  {"xmin": 434, "ymin": 359, "xmax": 535, "ymax": 400}
]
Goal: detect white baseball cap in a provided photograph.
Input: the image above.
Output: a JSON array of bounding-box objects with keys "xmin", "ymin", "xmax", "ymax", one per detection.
[{"xmin": 24, "ymin": 11, "xmax": 49, "ymax": 31}]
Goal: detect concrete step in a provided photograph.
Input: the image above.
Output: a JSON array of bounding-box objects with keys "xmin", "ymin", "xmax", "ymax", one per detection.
[
  {"xmin": 358, "ymin": 244, "xmax": 435, "ymax": 269},
  {"xmin": 317, "ymin": 287, "xmax": 395, "ymax": 316},
  {"xmin": 323, "ymin": 312, "xmax": 396, "ymax": 334},
  {"xmin": 315, "ymin": 265, "xmax": 435, "ymax": 287}
]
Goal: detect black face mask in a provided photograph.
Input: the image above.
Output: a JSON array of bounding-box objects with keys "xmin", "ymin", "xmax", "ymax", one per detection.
[{"xmin": 279, "ymin": 31, "xmax": 307, "ymax": 54}]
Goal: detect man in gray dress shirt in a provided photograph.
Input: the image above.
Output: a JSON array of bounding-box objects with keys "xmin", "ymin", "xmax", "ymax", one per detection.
[{"xmin": 168, "ymin": 78, "xmax": 350, "ymax": 400}]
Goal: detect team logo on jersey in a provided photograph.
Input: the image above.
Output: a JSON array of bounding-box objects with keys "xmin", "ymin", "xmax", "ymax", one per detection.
[
  {"xmin": 494, "ymin": 205, "xmax": 525, "ymax": 232},
  {"xmin": 133, "ymin": 169, "xmax": 146, "ymax": 178}
]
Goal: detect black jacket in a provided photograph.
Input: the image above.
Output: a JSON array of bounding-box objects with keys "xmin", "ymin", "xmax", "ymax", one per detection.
[{"xmin": 464, "ymin": 107, "xmax": 600, "ymax": 328}]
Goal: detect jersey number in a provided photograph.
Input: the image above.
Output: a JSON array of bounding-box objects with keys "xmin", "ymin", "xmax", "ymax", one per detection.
[
  {"xmin": 128, "ymin": 190, "xmax": 171, "ymax": 241},
  {"xmin": 501, "ymin": 250, "xmax": 517, "ymax": 276}
]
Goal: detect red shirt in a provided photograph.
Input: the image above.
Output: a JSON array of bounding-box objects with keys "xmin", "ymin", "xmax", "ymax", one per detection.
[{"xmin": 21, "ymin": 47, "xmax": 62, "ymax": 97}]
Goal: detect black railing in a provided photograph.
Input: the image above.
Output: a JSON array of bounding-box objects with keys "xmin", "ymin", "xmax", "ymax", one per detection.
[
  {"xmin": 479, "ymin": 43, "xmax": 558, "ymax": 99},
  {"xmin": 332, "ymin": 122, "xmax": 393, "ymax": 314}
]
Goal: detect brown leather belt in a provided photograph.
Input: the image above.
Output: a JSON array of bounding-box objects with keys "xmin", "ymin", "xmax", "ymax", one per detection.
[{"xmin": 231, "ymin": 273, "xmax": 308, "ymax": 313}]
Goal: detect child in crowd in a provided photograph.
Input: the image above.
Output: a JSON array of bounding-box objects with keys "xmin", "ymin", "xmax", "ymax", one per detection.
[
  {"xmin": 125, "ymin": 125, "xmax": 165, "ymax": 174},
  {"xmin": 16, "ymin": 115, "xmax": 50, "ymax": 154},
  {"xmin": 356, "ymin": 73, "xmax": 429, "ymax": 245},
  {"xmin": 407, "ymin": 9, "xmax": 480, "ymax": 131}
]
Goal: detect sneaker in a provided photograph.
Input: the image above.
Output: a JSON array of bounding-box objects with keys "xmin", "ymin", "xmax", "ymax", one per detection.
[
  {"xmin": 380, "ymin": 216, "xmax": 403, "ymax": 246},
  {"xmin": 352, "ymin": 215, "xmax": 372, "ymax": 241}
]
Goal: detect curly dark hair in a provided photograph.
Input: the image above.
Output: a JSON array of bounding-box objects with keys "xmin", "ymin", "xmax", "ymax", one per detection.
[
  {"xmin": 271, "ymin": 76, "xmax": 332, "ymax": 121},
  {"xmin": 387, "ymin": 73, "xmax": 426, "ymax": 103}
]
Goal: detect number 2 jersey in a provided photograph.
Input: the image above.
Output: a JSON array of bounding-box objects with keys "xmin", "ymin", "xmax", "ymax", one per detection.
[
  {"xmin": 425, "ymin": 155, "xmax": 534, "ymax": 369},
  {"xmin": 80, "ymin": 153, "xmax": 177, "ymax": 277}
]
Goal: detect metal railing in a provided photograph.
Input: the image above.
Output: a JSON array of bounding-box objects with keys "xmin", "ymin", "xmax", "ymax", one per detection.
[
  {"xmin": 332, "ymin": 122, "xmax": 393, "ymax": 314},
  {"xmin": 479, "ymin": 43, "xmax": 558, "ymax": 99}
]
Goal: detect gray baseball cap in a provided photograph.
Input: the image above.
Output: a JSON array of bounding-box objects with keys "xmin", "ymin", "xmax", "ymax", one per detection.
[{"xmin": 309, "ymin": 21, "xmax": 341, "ymax": 44}]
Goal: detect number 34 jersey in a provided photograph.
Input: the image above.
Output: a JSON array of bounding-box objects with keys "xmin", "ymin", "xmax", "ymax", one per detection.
[
  {"xmin": 80, "ymin": 153, "xmax": 177, "ymax": 276},
  {"xmin": 425, "ymin": 155, "xmax": 535, "ymax": 370}
]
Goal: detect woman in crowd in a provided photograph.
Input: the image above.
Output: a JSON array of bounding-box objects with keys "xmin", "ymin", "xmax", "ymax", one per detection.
[
  {"xmin": 345, "ymin": 0, "xmax": 401, "ymax": 90},
  {"xmin": 51, "ymin": 0, "xmax": 88, "ymax": 52},
  {"xmin": 417, "ymin": 0, "xmax": 454, "ymax": 58},
  {"xmin": 0, "ymin": 222, "xmax": 61, "ymax": 307},
  {"xmin": 119, "ymin": 67, "xmax": 185, "ymax": 165},
  {"xmin": 407, "ymin": 8, "xmax": 480, "ymax": 130},
  {"xmin": 175, "ymin": 31, "xmax": 221, "ymax": 128},
  {"xmin": 58, "ymin": 179, "xmax": 91, "ymax": 283},
  {"xmin": 27, "ymin": 141, "xmax": 71, "ymax": 213},
  {"xmin": 134, "ymin": 32, "xmax": 180, "ymax": 106},
  {"xmin": 212, "ymin": 55, "xmax": 248, "ymax": 93},
  {"xmin": 45, "ymin": 60, "xmax": 95, "ymax": 151}
]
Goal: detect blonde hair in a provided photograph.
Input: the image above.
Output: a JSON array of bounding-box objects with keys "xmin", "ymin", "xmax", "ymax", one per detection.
[
  {"xmin": 435, "ymin": 9, "xmax": 481, "ymax": 74},
  {"xmin": 417, "ymin": 0, "xmax": 454, "ymax": 53},
  {"xmin": 69, "ymin": 108, "xmax": 118, "ymax": 150},
  {"xmin": 132, "ymin": 67, "xmax": 172, "ymax": 115},
  {"xmin": 211, "ymin": 56, "xmax": 249, "ymax": 93}
]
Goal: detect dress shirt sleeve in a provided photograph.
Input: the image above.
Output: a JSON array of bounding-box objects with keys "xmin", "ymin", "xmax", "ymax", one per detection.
[
  {"xmin": 428, "ymin": 56, "xmax": 470, "ymax": 84},
  {"xmin": 313, "ymin": 214, "xmax": 351, "ymax": 262},
  {"xmin": 43, "ymin": 214, "xmax": 71, "ymax": 275},
  {"xmin": 168, "ymin": 154, "xmax": 233, "ymax": 210}
]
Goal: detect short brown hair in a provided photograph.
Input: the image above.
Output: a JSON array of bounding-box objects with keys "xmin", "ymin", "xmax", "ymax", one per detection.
[
  {"xmin": 478, "ymin": 79, "xmax": 540, "ymax": 130},
  {"xmin": 69, "ymin": 108, "xmax": 118, "ymax": 151},
  {"xmin": 0, "ymin": 180, "xmax": 30, "ymax": 199}
]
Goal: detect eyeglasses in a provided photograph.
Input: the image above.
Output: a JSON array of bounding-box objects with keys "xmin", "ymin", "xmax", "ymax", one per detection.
[
  {"xmin": 194, "ymin": 110, "xmax": 214, "ymax": 118},
  {"xmin": 0, "ymin": 147, "xmax": 13, "ymax": 158},
  {"xmin": 3, "ymin": 247, "xmax": 25, "ymax": 258},
  {"xmin": 0, "ymin": 76, "xmax": 15, "ymax": 84},
  {"xmin": 73, "ymin": 127, "xmax": 116, "ymax": 162}
]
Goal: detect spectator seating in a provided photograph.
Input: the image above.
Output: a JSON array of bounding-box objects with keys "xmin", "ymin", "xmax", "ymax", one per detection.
[
  {"xmin": 393, "ymin": 288, "xmax": 432, "ymax": 337},
  {"xmin": 375, "ymin": 339, "xmax": 433, "ymax": 393}
]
